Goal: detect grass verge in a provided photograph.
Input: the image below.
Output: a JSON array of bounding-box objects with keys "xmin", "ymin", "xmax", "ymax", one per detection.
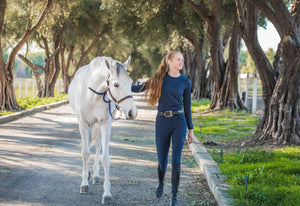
[
  {"xmin": 192, "ymin": 100, "xmax": 300, "ymax": 206},
  {"xmin": 0, "ymin": 94, "xmax": 68, "ymax": 117}
]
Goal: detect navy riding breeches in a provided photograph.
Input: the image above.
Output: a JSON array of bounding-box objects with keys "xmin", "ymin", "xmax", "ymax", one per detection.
[{"xmin": 155, "ymin": 113, "xmax": 187, "ymax": 171}]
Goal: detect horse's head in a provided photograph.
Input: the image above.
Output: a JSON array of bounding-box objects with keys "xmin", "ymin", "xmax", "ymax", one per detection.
[{"xmin": 104, "ymin": 56, "xmax": 138, "ymax": 120}]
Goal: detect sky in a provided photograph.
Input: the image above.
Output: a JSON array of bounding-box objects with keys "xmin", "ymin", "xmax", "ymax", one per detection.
[
  {"xmin": 257, "ymin": 23, "xmax": 280, "ymax": 51},
  {"xmin": 242, "ymin": 22, "xmax": 281, "ymax": 51}
]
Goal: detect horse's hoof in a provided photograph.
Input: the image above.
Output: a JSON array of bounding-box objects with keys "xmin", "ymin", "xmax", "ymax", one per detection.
[
  {"xmin": 92, "ymin": 176, "xmax": 101, "ymax": 185},
  {"xmin": 80, "ymin": 185, "xmax": 89, "ymax": 194},
  {"xmin": 102, "ymin": 196, "xmax": 112, "ymax": 205}
]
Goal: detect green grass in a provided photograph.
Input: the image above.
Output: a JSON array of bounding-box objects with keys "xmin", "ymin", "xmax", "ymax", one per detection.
[
  {"xmin": 191, "ymin": 99, "xmax": 300, "ymax": 206},
  {"xmin": 191, "ymin": 98, "xmax": 211, "ymax": 113},
  {"xmin": 192, "ymin": 107, "xmax": 259, "ymax": 143},
  {"xmin": 220, "ymin": 147, "xmax": 300, "ymax": 206},
  {"xmin": 0, "ymin": 94, "xmax": 68, "ymax": 117},
  {"xmin": 17, "ymin": 93, "xmax": 68, "ymax": 109}
]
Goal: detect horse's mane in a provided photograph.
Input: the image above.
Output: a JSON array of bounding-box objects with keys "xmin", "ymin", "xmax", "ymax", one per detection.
[{"xmin": 90, "ymin": 56, "xmax": 112, "ymax": 70}]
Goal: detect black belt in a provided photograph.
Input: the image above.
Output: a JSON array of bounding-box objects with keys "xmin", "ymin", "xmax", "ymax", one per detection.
[{"xmin": 158, "ymin": 110, "xmax": 183, "ymax": 117}]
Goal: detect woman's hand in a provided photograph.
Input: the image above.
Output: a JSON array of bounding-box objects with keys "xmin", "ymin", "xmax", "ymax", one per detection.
[{"xmin": 187, "ymin": 129, "xmax": 195, "ymax": 144}]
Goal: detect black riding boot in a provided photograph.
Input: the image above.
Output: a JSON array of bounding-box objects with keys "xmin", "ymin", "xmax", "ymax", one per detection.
[
  {"xmin": 170, "ymin": 165, "xmax": 180, "ymax": 206},
  {"xmin": 155, "ymin": 166, "xmax": 166, "ymax": 198}
]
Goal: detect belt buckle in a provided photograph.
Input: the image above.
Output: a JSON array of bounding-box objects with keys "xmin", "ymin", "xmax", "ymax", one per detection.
[{"xmin": 164, "ymin": 111, "xmax": 172, "ymax": 117}]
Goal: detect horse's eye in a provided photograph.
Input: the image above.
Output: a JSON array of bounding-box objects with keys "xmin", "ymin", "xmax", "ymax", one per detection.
[{"xmin": 114, "ymin": 82, "xmax": 119, "ymax": 87}]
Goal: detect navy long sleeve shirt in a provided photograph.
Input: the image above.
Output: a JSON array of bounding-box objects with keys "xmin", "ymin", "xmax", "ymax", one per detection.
[{"xmin": 132, "ymin": 73, "xmax": 193, "ymax": 130}]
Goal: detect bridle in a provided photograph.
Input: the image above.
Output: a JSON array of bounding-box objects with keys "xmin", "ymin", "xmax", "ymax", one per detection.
[
  {"xmin": 104, "ymin": 75, "xmax": 133, "ymax": 108},
  {"xmin": 88, "ymin": 73, "xmax": 133, "ymax": 120}
]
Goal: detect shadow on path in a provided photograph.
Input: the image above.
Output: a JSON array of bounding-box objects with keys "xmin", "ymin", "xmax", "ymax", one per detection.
[{"xmin": 0, "ymin": 96, "xmax": 217, "ymax": 206}]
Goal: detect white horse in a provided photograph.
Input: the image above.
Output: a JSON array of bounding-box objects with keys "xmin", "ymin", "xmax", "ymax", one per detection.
[{"xmin": 68, "ymin": 56, "xmax": 138, "ymax": 204}]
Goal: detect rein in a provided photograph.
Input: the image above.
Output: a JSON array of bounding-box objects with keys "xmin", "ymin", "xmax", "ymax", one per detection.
[{"xmin": 88, "ymin": 76, "xmax": 133, "ymax": 120}]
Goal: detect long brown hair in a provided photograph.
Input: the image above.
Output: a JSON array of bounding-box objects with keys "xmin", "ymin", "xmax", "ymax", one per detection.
[{"xmin": 144, "ymin": 51, "xmax": 180, "ymax": 105}]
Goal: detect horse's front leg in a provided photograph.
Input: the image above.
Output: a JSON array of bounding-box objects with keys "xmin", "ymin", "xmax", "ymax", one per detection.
[
  {"xmin": 79, "ymin": 119, "xmax": 90, "ymax": 194},
  {"xmin": 92, "ymin": 125, "xmax": 101, "ymax": 185},
  {"xmin": 100, "ymin": 120, "xmax": 112, "ymax": 205}
]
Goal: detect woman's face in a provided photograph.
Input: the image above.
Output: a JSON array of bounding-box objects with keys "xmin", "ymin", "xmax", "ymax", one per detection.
[{"xmin": 168, "ymin": 52, "xmax": 184, "ymax": 71}]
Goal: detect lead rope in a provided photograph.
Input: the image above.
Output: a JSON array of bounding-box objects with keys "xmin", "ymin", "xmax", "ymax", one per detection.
[{"xmin": 88, "ymin": 87, "xmax": 122, "ymax": 120}]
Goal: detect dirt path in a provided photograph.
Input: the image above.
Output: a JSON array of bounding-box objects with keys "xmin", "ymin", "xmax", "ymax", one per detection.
[{"xmin": 0, "ymin": 94, "xmax": 217, "ymax": 206}]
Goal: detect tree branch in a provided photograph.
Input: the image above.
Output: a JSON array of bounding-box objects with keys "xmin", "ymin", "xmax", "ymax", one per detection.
[
  {"xmin": 235, "ymin": 0, "xmax": 246, "ymax": 31},
  {"xmin": 183, "ymin": 0, "xmax": 213, "ymax": 24},
  {"xmin": 269, "ymin": 0, "xmax": 299, "ymax": 44},
  {"xmin": 247, "ymin": 0, "xmax": 284, "ymax": 38},
  {"xmin": 18, "ymin": 54, "xmax": 44, "ymax": 71}
]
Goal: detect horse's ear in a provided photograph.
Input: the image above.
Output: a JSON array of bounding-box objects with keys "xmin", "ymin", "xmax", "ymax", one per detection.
[
  {"xmin": 123, "ymin": 56, "xmax": 131, "ymax": 70},
  {"xmin": 105, "ymin": 59, "xmax": 110, "ymax": 70}
]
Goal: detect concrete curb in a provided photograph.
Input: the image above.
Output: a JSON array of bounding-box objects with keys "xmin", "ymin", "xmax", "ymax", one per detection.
[
  {"xmin": 189, "ymin": 137, "xmax": 232, "ymax": 206},
  {"xmin": 0, "ymin": 100, "xmax": 69, "ymax": 124}
]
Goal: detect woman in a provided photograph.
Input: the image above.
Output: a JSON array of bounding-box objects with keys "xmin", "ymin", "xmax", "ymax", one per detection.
[{"xmin": 132, "ymin": 51, "xmax": 194, "ymax": 206}]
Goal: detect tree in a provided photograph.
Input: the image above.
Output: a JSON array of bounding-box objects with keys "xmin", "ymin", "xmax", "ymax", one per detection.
[
  {"xmin": 60, "ymin": 0, "xmax": 112, "ymax": 93},
  {"xmin": 237, "ymin": 0, "xmax": 300, "ymax": 144},
  {"xmin": 219, "ymin": 12, "xmax": 246, "ymax": 110},
  {"xmin": 184, "ymin": 0, "xmax": 246, "ymax": 110},
  {"xmin": 0, "ymin": 0, "xmax": 52, "ymax": 110},
  {"xmin": 177, "ymin": 2, "xmax": 209, "ymax": 100},
  {"xmin": 18, "ymin": 0, "xmax": 111, "ymax": 95},
  {"xmin": 102, "ymin": 0, "xmax": 211, "ymax": 100},
  {"xmin": 251, "ymin": 0, "xmax": 300, "ymax": 144}
]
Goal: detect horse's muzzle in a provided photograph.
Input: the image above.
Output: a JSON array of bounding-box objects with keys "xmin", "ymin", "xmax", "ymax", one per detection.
[{"xmin": 126, "ymin": 109, "xmax": 137, "ymax": 120}]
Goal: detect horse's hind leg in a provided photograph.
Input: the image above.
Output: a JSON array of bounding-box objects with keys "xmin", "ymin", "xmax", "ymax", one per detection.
[
  {"xmin": 100, "ymin": 121, "xmax": 112, "ymax": 205},
  {"xmin": 92, "ymin": 125, "xmax": 101, "ymax": 185},
  {"xmin": 79, "ymin": 120, "xmax": 90, "ymax": 194}
]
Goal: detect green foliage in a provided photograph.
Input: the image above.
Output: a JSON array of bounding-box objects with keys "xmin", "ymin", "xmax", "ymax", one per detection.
[
  {"xmin": 240, "ymin": 49, "xmax": 275, "ymax": 74},
  {"xmin": 265, "ymin": 48, "xmax": 275, "ymax": 65},
  {"xmin": 101, "ymin": 0, "xmax": 206, "ymax": 80},
  {"xmin": 17, "ymin": 94, "xmax": 68, "ymax": 110},
  {"xmin": 239, "ymin": 50, "xmax": 247, "ymax": 68},
  {"xmin": 219, "ymin": 147, "xmax": 300, "ymax": 206},
  {"xmin": 2, "ymin": 0, "xmax": 47, "ymax": 47},
  {"xmin": 240, "ymin": 52, "xmax": 257, "ymax": 73},
  {"xmin": 0, "ymin": 110, "xmax": 15, "ymax": 116}
]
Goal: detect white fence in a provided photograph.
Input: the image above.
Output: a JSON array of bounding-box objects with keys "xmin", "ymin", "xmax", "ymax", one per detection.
[
  {"xmin": 238, "ymin": 73, "xmax": 262, "ymax": 114},
  {"xmin": 14, "ymin": 76, "xmax": 262, "ymax": 113},
  {"xmin": 14, "ymin": 78, "xmax": 64, "ymax": 99}
]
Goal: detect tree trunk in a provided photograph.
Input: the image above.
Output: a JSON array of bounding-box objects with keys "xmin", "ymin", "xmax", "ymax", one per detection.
[
  {"xmin": 183, "ymin": 0, "xmax": 226, "ymax": 106},
  {"xmin": 0, "ymin": 69, "xmax": 19, "ymax": 111},
  {"xmin": 219, "ymin": 14, "xmax": 247, "ymax": 110},
  {"xmin": 40, "ymin": 33, "xmax": 61, "ymax": 97},
  {"xmin": 258, "ymin": 37, "xmax": 300, "ymax": 144},
  {"xmin": 47, "ymin": 32, "xmax": 62, "ymax": 97},
  {"xmin": 207, "ymin": 0, "xmax": 225, "ymax": 110},
  {"xmin": 61, "ymin": 42, "xmax": 71, "ymax": 94},
  {"xmin": 185, "ymin": 29, "xmax": 207, "ymax": 100},
  {"xmin": 182, "ymin": 46, "xmax": 195, "ymax": 85}
]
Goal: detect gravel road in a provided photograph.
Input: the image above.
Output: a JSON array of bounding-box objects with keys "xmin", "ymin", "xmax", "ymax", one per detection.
[{"xmin": 0, "ymin": 94, "xmax": 217, "ymax": 206}]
